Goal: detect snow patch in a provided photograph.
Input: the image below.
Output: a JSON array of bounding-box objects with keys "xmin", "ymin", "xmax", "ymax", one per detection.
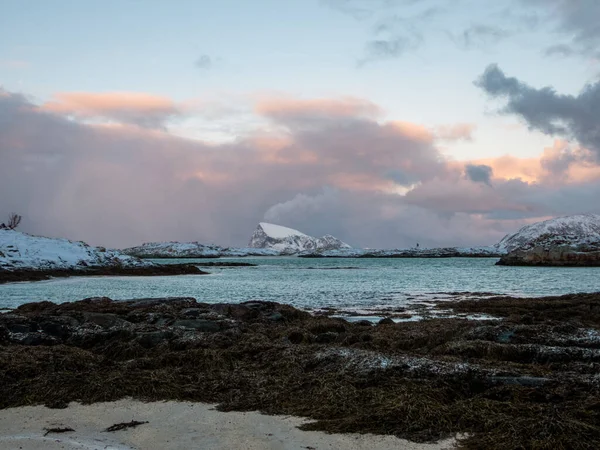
[{"xmin": 258, "ymin": 222, "xmax": 308, "ymax": 239}]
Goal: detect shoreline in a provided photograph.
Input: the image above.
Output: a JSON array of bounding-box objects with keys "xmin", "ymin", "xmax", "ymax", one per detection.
[
  {"xmin": 0, "ymin": 264, "xmax": 209, "ymax": 285},
  {"xmin": 2, "ymin": 293, "xmax": 600, "ymax": 448},
  {"xmin": 0, "ymin": 399, "xmax": 456, "ymax": 450}
]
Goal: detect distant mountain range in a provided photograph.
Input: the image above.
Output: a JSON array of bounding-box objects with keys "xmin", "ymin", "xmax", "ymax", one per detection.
[
  {"xmin": 121, "ymin": 215, "xmax": 600, "ymax": 262},
  {"xmin": 5, "ymin": 215, "xmax": 595, "ymax": 266}
]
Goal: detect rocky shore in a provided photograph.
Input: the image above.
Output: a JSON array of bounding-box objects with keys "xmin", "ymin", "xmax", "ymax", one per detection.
[
  {"xmin": 2, "ymin": 294, "xmax": 600, "ymax": 448},
  {"xmin": 0, "ymin": 264, "xmax": 208, "ymax": 284}
]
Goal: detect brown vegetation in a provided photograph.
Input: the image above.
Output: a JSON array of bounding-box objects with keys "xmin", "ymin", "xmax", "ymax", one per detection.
[{"xmin": 1, "ymin": 294, "xmax": 600, "ymax": 449}]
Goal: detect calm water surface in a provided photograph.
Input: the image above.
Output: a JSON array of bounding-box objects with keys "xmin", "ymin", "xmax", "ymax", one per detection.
[{"xmin": 1, "ymin": 257, "xmax": 599, "ymax": 310}]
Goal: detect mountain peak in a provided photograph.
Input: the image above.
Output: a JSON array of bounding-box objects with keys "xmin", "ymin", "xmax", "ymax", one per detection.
[{"xmin": 249, "ymin": 223, "xmax": 350, "ymax": 254}]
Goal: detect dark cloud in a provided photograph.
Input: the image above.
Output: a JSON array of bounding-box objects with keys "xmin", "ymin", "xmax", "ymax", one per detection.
[
  {"xmin": 195, "ymin": 54, "xmax": 212, "ymax": 70},
  {"xmin": 465, "ymin": 164, "xmax": 493, "ymax": 185},
  {"xmin": 476, "ymin": 64, "xmax": 600, "ymax": 158},
  {"xmin": 546, "ymin": 0, "xmax": 600, "ymax": 58},
  {"xmin": 520, "ymin": 0, "xmax": 600, "ymax": 58}
]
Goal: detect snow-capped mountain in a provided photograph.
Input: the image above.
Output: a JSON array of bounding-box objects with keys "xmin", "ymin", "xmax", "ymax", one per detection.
[
  {"xmin": 0, "ymin": 229, "xmax": 150, "ymax": 271},
  {"xmin": 496, "ymin": 214, "xmax": 600, "ymax": 253},
  {"xmin": 248, "ymin": 222, "xmax": 351, "ymax": 254}
]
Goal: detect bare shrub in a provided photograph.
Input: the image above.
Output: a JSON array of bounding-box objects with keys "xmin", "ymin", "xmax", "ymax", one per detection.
[{"xmin": 7, "ymin": 213, "xmax": 22, "ymax": 230}]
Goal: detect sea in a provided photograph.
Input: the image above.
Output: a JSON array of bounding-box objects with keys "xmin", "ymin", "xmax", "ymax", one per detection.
[{"xmin": 1, "ymin": 257, "xmax": 599, "ymax": 313}]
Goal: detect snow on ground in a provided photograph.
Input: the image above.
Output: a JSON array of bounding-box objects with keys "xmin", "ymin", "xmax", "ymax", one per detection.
[
  {"xmin": 0, "ymin": 230, "xmax": 149, "ymax": 271},
  {"xmin": 259, "ymin": 222, "xmax": 308, "ymax": 239}
]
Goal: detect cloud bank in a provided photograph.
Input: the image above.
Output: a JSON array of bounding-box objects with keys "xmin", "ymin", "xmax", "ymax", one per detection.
[{"xmin": 1, "ymin": 87, "xmax": 600, "ymax": 249}]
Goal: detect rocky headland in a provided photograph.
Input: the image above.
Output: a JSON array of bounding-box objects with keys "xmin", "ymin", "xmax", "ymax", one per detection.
[{"xmin": 497, "ymin": 214, "xmax": 600, "ymax": 266}]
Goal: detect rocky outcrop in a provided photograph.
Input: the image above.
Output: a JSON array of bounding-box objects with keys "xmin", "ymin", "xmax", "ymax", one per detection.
[
  {"xmin": 248, "ymin": 223, "xmax": 350, "ymax": 254},
  {"xmin": 300, "ymin": 246, "xmax": 503, "ymax": 258},
  {"xmin": 0, "ymin": 263, "xmax": 209, "ymax": 284},
  {"xmin": 497, "ymin": 234, "xmax": 600, "ymax": 266},
  {"xmin": 496, "ymin": 215, "xmax": 600, "ymax": 266}
]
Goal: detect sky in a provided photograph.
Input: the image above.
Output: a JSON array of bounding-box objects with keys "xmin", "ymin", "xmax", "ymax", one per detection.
[{"xmin": 1, "ymin": 0, "xmax": 600, "ymax": 248}]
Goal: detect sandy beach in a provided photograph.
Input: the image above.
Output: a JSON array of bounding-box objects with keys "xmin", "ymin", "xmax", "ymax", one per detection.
[{"xmin": 0, "ymin": 399, "xmax": 456, "ymax": 450}]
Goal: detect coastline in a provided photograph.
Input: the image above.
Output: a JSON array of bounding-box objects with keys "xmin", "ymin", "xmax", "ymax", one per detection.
[
  {"xmin": 0, "ymin": 264, "xmax": 209, "ymax": 285},
  {"xmin": 2, "ymin": 293, "xmax": 599, "ymax": 448}
]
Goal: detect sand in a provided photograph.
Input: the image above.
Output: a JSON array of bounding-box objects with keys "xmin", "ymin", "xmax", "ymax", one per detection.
[{"xmin": 0, "ymin": 399, "xmax": 456, "ymax": 450}]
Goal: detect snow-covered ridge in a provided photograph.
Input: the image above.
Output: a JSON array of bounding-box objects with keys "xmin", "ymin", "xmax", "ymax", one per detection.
[
  {"xmin": 248, "ymin": 223, "xmax": 351, "ymax": 254},
  {"xmin": 0, "ymin": 229, "xmax": 150, "ymax": 271},
  {"xmin": 497, "ymin": 214, "xmax": 600, "ymax": 253},
  {"xmin": 122, "ymin": 241, "xmax": 281, "ymax": 258},
  {"xmin": 122, "ymin": 241, "xmax": 223, "ymax": 258}
]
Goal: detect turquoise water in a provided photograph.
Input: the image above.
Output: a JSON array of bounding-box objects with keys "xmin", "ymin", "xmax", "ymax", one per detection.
[{"xmin": 1, "ymin": 257, "xmax": 599, "ymax": 310}]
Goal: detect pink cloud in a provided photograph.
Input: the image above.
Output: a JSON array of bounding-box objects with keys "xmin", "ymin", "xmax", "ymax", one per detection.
[
  {"xmin": 255, "ymin": 96, "xmax": 383, "ymax": 121},
  {"xmin": 42, "ymin": 92, "xmax": 183, "ymax": 128}
]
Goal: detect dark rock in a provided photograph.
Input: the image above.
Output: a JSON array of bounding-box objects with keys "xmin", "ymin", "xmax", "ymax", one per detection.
[
  {"xmin": 267, "ymin": 312, "xmax": 284, "ymax": 322},
  {"xmin": 490, "ymin": 376, "xmax": 550, "ymax": 387},
  {"xmin": 378, "ymin": 318, "xmax": 395, "ymax": 325},
  {"xmin": 39, "ymin": 320, "xmax": 71, "ymax": 339},
  {"xmin": 288, "ymin": 330, "xmax": 305, "ymax": 344},
  {"xmin": 137, "ymin": 331, "xmax": 173, "ymax": 348},
  {"xmin": 6, "ymin": 322, "xmax": 34, "ymax": 333},
  {"xmin": 315, "ymin": 332, "xmax": 338, "ymax": 344},
  {"xmin": 124, "ymin": 297, "xmax": 197, "ymax": 308},
  {"xmin": 355, "ymin": 320, "xmax": 373, "ymax": 327},
  {"xmin": 181, "ymin": 308, "xmax": 202, "ymax": 318},
  {"xmin": 82, "ymin": 312, "xmax": 129, "ymax": 329},
  {"xmin": 496, "ymin": 330, "xmax": 515, "ymax": 344},
  {"xmin": 13, "ymin": 332, "xmax": 57, "ymax": 346},
  {"xmin": 172, "ymin": 319, "xmax": 221, "ymax": 332},
  {"xmin": 0, "ymin": 325, "xmax": 9, "ymax": 344},
  {"xmin": 154, "ymin": 317, "xmax": 172, "ymax": 327},
  {"xmin": 212, "ymin": 304, "xmax": 259, "ymax": 321}
]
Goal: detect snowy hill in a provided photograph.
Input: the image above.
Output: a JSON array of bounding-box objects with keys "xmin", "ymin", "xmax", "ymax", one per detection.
[
  {"xmin": 122, "ymin": 242, "xmax": 223, "ymax": 258},
  {"xmin": 122, "ymin": 241, "xmax": 282, "ymax": 258},
  {"xmin": 0, "ymin": 229, "xmax": 150, "ymax": 271},
  {"xmin": 248, "ymin": 222, "xmax": 351, "ymax": 254},
  {"xmin": 496, "ymin": 214, "xmax": 600, "ymax": 253},
  {"xmin": 496, "ymin": 214, "xmax": 600, "ymax": 266}
]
